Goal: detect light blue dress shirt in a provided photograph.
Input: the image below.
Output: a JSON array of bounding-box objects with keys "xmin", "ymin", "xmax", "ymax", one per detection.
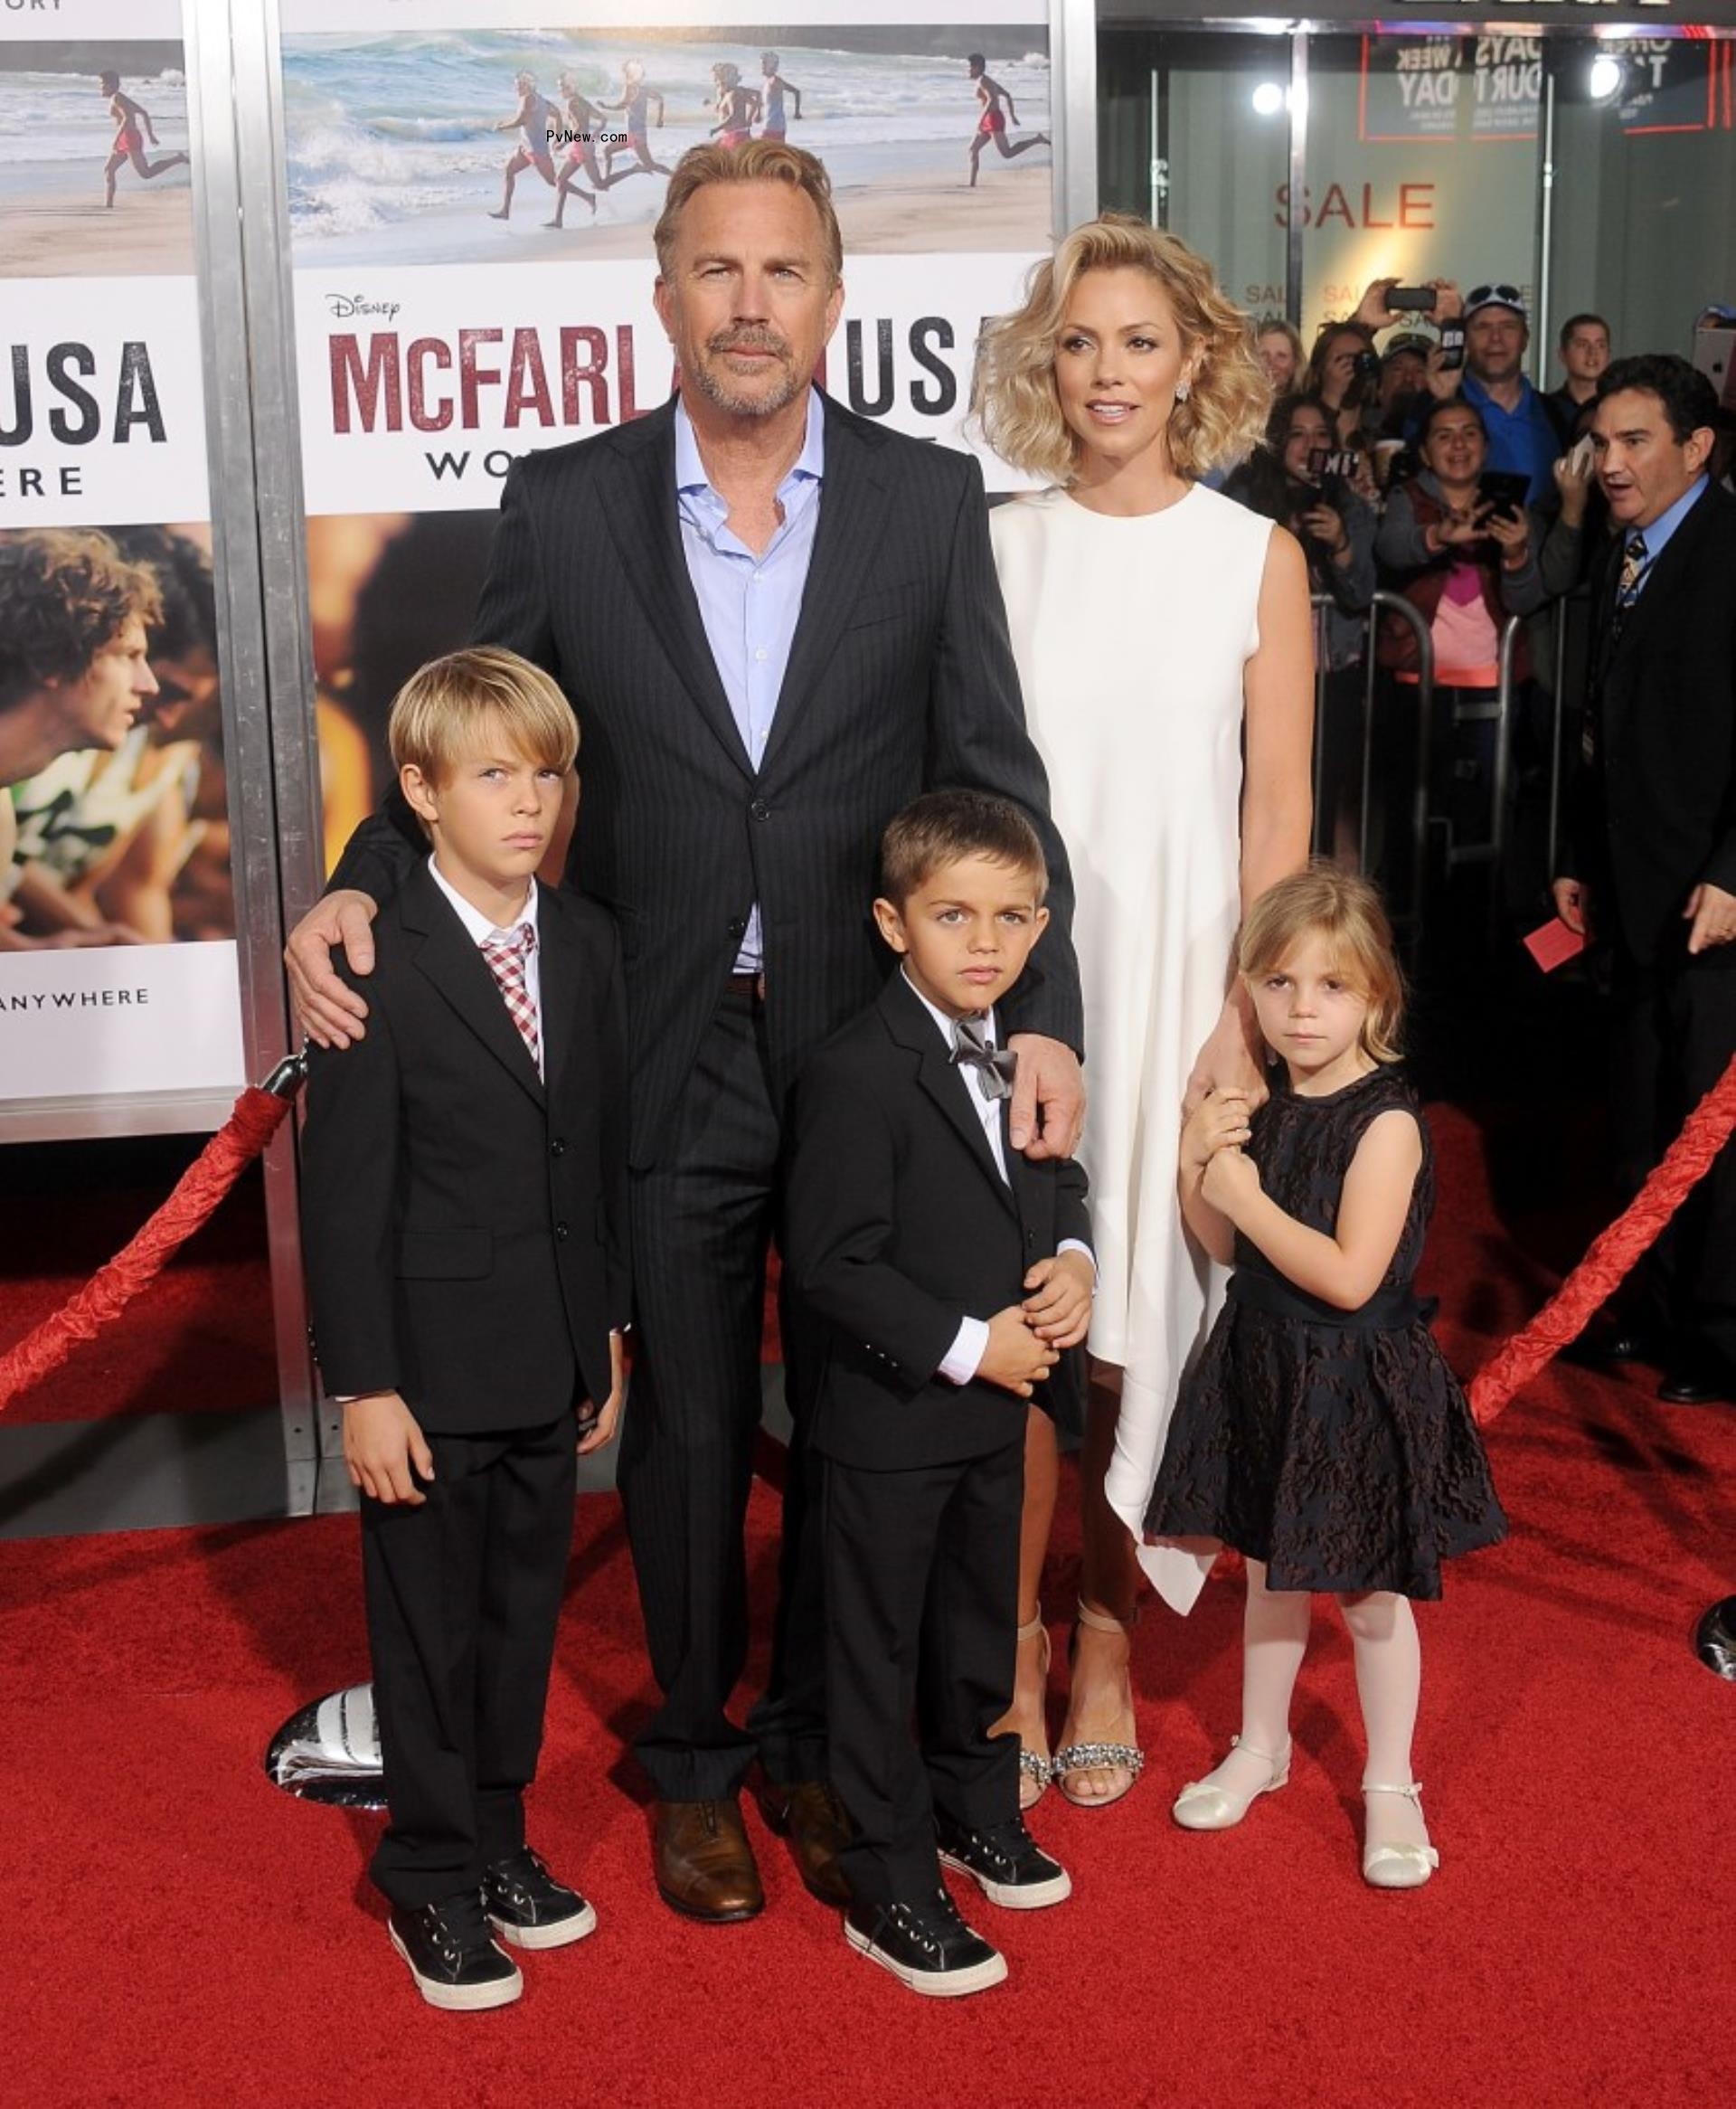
[
  {"xmin": 1623, "ymin": 473, "xmax": 1709, "ymax": 601},
  {"xmin": 674, "ymin": 387, "xmax": 825, "ymax": 973}
]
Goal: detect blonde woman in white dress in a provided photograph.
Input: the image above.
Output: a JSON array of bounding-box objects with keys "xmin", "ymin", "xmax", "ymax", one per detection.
[{"xmin": 976, "ymin": 217, "xmax": 1314, "ymax": 1808}]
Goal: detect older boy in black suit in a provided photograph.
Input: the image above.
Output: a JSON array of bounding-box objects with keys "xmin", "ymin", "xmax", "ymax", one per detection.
[
  {"xmin": 300, "ymin": 648, "xmax": 629, "ymax": 2010},
  {"xmin": 785, "ymin": 790, "xmax": 1092, "ymax": 1998}
]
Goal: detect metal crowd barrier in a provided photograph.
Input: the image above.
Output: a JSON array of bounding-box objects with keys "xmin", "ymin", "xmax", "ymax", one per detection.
[{"xmin": 1306, "ymin": 591, "xmax": 1543, "ymax": 950}]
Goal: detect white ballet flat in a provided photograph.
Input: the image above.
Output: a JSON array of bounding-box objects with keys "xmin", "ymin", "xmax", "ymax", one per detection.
[
  {"xmin": 1171, "ymin": 1735, "xmax": 1290, "ymax": 1831},
  {"xmin": 1361, "ymin": 1782, "xmax": 1440, "ymax": 1889}
]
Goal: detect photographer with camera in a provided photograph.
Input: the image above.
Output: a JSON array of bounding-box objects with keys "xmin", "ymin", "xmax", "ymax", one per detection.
[
  {"xmin": 1408, "ymin": 284, "xmax": 1561, "ymax": 509},
  {"xmin": 1373, "ymin": 397, "xmax": 1552, "ymax": 912},
  {"xmin": 1227, "ymin": 395, "xmax": 1376, "ymax": 858},
  {"xmin": 1303, "ymin": 321, "xmax": 1383, "ymax": 457}
]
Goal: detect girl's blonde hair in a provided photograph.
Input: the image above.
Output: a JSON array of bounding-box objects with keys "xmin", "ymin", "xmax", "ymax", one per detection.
[
  {"xmin": 972, "ymin": 213, "xmax": 1270, "ymax": 485},
  {"xmin": 1238, "ymin": 864, "xmax": 1405, "ymax": 1064}
]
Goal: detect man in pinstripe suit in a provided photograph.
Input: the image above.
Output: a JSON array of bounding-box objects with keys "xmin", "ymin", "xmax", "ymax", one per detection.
[{"xmin": 288, "ymin": 141, "xmax": 1084, "ymax": 1924}]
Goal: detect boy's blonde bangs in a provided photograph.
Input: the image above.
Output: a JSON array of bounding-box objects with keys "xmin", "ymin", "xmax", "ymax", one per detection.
[
  {"xmin": 1239, "ymin": 865, "xmax": 1406, "ymax": 1064},
  {"xmin": 972, "ymin": 213, "xmax": 1271, "ymax": 485},
  {"xmin": 388, "ymin": 647, "xmax": 578, "ymax": 782}
]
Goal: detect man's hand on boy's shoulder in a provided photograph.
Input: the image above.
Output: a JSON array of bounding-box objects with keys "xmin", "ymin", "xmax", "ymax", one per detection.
[
  {"xmin": 288, "ymin": 888, "xmax": 379, "ymax": 1049},
  {"xmin": 342, "ymin": 1390, "xmax": 435, "ymax": 1505},
  {"xmin": 977, "ymin": 1306, "xmax": 1061, "ymax": 1399},
  {"xmin": 1005, "ymin": 1033, "xmax": 1085, "ymax": 1159},
  {"xmin": 1020, "ymin": 1249, "xmax": 1093, "ymax": 1350}
]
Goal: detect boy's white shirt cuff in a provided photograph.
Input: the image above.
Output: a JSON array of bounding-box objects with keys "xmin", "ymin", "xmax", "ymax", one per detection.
[{"xmin": 939, "ymin": 1316, "xmax": 991, "ymax": 1386}]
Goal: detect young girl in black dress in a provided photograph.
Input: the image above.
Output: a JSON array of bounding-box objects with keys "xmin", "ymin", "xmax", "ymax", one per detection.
[{"xmin": 1146, "ymin": 866, "xmax": 1504, "ymax": 1888}]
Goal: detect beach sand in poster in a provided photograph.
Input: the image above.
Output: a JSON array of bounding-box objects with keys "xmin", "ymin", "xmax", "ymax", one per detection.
[
  {"xmin": 0, "ymin": 48, "xmax": 194, "ymax": 279},
  {"xmin": 282, "ymin": 26, "xmax": 1052, "ymax": 266},
  {"xmin": 1, "ymin": 524, "xmax": 232, "ymax": 950}
]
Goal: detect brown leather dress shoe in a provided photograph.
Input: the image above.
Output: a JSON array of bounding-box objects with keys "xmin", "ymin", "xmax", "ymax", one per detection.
[
  {"xmin": 756, "ymin": 1777, "xmax": 853, "ymax": 1906},
  {"xmin": 653, "ymin": 1798, "xmax": 765, "ymax": 1923}
]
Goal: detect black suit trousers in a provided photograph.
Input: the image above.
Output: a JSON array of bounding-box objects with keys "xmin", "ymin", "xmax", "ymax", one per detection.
[
  {"xmin": 823, "ymin": 1437, "xmax": 1024, "ymax": 1906},
  {"xmin": 1609, "ymin": 951, "xmax": 1736, "ymax": 1367},
  {"xmin": 363, "ymin": 1414, "xmax": 576, "ymax": 1909},
  {"xmin": 618, "ymin": 984, "xmax": 827, "ymax": 1799}
]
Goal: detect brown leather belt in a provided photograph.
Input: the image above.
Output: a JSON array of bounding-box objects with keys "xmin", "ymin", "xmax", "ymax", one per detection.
[{"xmin": 726, "ymin": 971, "xmax": 766, "ymax": 1001}]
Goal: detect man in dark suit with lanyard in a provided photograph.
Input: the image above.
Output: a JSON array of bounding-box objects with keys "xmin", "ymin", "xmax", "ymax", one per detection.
[
  {"xmin": 1554, "ymin": 355, "xmax": 1736, "ymax": 1405},
  {"xmin": 286, "ymin": 141, "xmax": 1084, "ymax": 1920}
]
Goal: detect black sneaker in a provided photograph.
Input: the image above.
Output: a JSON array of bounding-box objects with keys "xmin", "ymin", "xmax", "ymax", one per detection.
[
  {"xmin": 483, "ymin": 1845, "xmax": 599, "ymax": 1950},
  {"xmin": 935, "ymin": 1811, "xmax": 1071, "ymax": 1909},
  {"xmin": 387, "ymin": 1889, "xmax": 523, "ymax": 2010},
  {"xmin": 843, "ymin": 1887, "xmax": 1007, "ymax": 1998}
]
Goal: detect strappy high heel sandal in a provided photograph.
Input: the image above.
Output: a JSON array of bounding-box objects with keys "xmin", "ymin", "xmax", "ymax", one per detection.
[
  {"xmin": 1361, "ymin": 1781, "xmax": 1439, "ymax": 1889},
  {"xmin": 1000, "ymin": 1611, "xmax": 1052, "ymax": 1811},
  {"xmin": 1052, "ymin": 1601, "xmax": 1144, "ymax": 1809},
  {"xmin": 1171, "ymin": 1735, "xmax": 1291, "ymax": 1831}
]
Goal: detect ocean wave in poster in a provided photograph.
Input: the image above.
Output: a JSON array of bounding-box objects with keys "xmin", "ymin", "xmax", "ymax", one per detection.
[{"xmin": 281, "ymin": 29, "xmax": 1050, "ymax": 244}]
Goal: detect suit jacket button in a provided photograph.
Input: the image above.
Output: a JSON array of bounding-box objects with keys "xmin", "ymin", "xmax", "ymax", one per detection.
[
  {"xmin": 551, "ymin": 1138, "xmax": 567, "ymax": 1158},
  {"xmin": 750, "ymin": 798, "xmax": 771, "ymax": 822},
  {"xmin": 555, "ymin": 1222, "xmax": 571, "ymax": 1241},
  {"xmin": 727, "ymin": 916, "xmax": 746, "ymax": 941}
]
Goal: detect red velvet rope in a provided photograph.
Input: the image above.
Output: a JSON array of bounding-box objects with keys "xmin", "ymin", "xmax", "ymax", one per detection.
[
  {"xmin": 1468, "ymin": 1051, "xmax": 1736, "ymax": 1424},
  {"xmin": 0, "ymin": 1085, "xmax": 294, "ymax": 1412},
  {"xmin": 2, "ymin": 1056, "xmax": 1732, "ymax": 1428}
]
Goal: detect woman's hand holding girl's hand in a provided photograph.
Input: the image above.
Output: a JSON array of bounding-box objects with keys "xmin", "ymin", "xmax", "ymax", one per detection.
[
  {"xmin": 1181, "ymin": 1087, "xmax": 1253, "ymax": 1175},
  {"xmin": 1184, "ymin": 1004, "xmax": 1268, "ymax": 1118},
  {"xmin": 1201, "ymin": 1143, "xmax": 1261, "ymax": 1219}
]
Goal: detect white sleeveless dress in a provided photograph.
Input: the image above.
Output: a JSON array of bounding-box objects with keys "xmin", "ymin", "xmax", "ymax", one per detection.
[{"xmin": 991, "ymin": 483, "xmax": 1272, "ymax": 1613}]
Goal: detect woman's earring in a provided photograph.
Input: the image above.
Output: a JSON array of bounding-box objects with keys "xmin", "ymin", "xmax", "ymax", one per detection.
[{"xmin": 1175, "ymin": 379, "xmax": 1192, "ymax": 402}]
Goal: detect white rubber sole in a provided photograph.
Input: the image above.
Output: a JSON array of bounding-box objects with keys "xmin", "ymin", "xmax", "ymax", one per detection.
[
  {"xmin": 939, "ymin": 1850, "xmax": 1072, "ymax": 1911},
  {"xmin": 844, "ymin": 1918, "xmax": 1008, "ymax": 1997},
  {"xmin": 389, "ymin": 1924, "xmax": 524, "ymax": 2010},
  {"xmin": 489, "ymin": 1899, "xmax": 599, "ymax": 1949}
]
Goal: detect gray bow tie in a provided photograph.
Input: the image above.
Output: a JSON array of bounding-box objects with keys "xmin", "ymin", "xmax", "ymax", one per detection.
[{"xmin": 950, "ymin": 1015, "xmax": 1016, "ymax": 1102}]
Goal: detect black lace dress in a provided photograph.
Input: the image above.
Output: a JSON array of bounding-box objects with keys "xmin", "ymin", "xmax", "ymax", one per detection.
[{"xmin": 1144, "ymin": 1063, "xmax": 1505, "ymax": 1599}]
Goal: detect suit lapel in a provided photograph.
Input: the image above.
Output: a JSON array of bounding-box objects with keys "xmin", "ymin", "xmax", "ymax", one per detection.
[
  {"xmin": 599, "ymin": 404, "xmax": 754, "ymax": 779},
  {"xmin": 879, "ymin": 976, "xmax": 1016, "ymax": 1217},
  {"xmin": 1603, "ymin": 487, "xmax": 1713, "ymax": 703},
  {"xmin": 534, "ymin": 889, "xmax": 590, "ymax": 1108},
  {"xmin": 402, "ymin": 865, "xmax": 545, "ymax": 1109},
  {"xmin": 759, "ymin": 395, "xmax": 895, "ymax": 778},
  {"xmin": 1000, "ymin": 1102, "xmax": 1049, "ymax": 1240}
]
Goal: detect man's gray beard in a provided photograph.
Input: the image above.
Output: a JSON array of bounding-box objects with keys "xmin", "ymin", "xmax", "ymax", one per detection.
[{"xmin": 692, "ymin": 353, "xmax": 803, "ymax": 419}]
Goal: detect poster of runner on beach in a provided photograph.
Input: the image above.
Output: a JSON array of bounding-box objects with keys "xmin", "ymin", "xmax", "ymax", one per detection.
[
  {"xmin": 279, "ymin": 5, "xmax": 1052, "ymax": 263},
  {"xmin": 0, "ymin": 27, "xmax": 194, "ymax": 280}
]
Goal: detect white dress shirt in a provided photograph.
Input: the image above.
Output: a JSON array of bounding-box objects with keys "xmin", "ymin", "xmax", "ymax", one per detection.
[
  {"xmin": 429, "ymin": 856, "xmax": 542, "ymax": 1075},
  {"xmin": 899, "ymin": 970, "xmax": 1093, "ymax": 1386}
]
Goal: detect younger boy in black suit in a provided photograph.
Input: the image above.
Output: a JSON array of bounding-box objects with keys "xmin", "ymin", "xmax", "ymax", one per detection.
[
  {"xmin": 300, "ymin": 647, "xmax": 629, "ymax": 2010},
  {"xmin": 785, "ymin": 790, "xmax": 1092, "ymax": 1998}
]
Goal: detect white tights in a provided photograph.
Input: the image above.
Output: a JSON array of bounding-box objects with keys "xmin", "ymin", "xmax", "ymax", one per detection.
[{"xmin": 1206, "ymin": 1559, "xmax": 1429, "ymax": 1853}]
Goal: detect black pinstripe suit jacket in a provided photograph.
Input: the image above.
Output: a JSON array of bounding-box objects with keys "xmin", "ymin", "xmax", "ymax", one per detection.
[{"xmin": 330, "ymin": 388, "xmax": 1082, "ymax": 1168}]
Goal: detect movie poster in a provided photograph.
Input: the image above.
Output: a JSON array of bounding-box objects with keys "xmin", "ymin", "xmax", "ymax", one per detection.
[
  {"xmin": 1, "ymin": 4, "xmax": 243, "ymax": 1117},
  {"xmin": 279, "ymin": 1, "xmax": 1055, "ymax": 841}
]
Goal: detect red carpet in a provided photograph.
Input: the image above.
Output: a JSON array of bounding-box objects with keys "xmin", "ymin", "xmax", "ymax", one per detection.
[
  {"xmin": 4, "ymin": 1376, "xmax": 1733, "ymax": 2104},
  {"xmin": 3, "ymin": 1102, "xmax": 1734, "ymax": 2103}
]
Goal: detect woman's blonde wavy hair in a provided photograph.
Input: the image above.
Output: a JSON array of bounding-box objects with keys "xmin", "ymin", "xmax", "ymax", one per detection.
[{"xmin": 972, "ymin": 213, "xmax": 1270, "ymax": 485}]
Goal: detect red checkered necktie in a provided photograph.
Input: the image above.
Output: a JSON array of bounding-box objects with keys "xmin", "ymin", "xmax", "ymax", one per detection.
[{"xmin": 481, "ymin": 921, "xmax": 540, "ymax": 1074}]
